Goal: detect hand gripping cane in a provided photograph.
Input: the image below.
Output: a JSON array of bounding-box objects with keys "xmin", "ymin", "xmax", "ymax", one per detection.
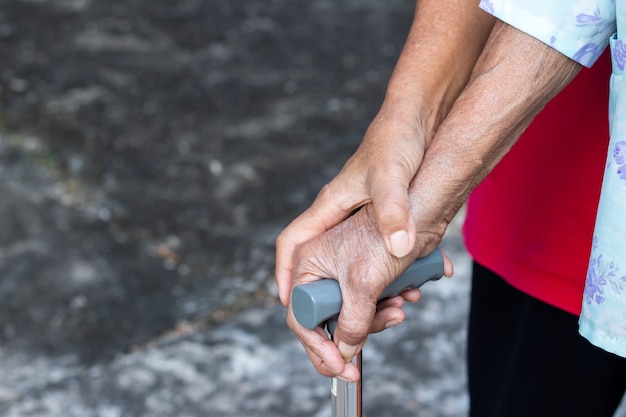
[{"xmin": 291, "ymin": 249, "xmax": 445, "ymax": 417}]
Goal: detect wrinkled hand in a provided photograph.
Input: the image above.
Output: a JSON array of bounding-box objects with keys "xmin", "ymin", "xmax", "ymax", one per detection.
[
  {"xmin": 276, "ymin": 109, "xmax": 428, "ymax": 306},
  {"xmin": 285, "ymin": 204, "xmax": 452, "ymax": 382}
]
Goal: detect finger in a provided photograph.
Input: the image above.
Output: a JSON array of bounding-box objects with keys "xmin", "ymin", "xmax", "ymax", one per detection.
[
  {"xmin": 287, "ymin": 308, "xmax": 362, "ymax": 382},
  {"xmin": 333, "ymin": 296, "xmax": 377, "ymax": 363},
  {"xmin": 368, "ymin": 163, "xmax": 415, "ymax": 258},
  {"xmin": 376, "ymin": 295, "xmax": 405, "ymax": 310},
  {"xmin": 275, "ymin": 186, "xmax": 367, "ymax": 305},
  {"xmin": 399, "ymin": 287, "xmax": 422, "ymax": 303},
  {"xmin": 299, "ymin": 336, "xmax": 360, "ymax": 382},
  {"xmin": 298, "ymin": 332, "xmax": 344, "ymax": 376},
  {"xmin": 333, "ymin": 361, "xmax": 361, "ymax": 383},
  {"xmin": 440, "ymin": 249, "xmax": 454, "ymax": 278},
  {"xmin": 275, "ymin": 215, "xmax": 327, "ymax": 305},
  {"xmin": 286, "ymin": 308, "xmax": 347, "ymax": 375},
  {"xmin": 370, "ymin": 303, "xmax": 406, "ymax": 333},
  {"xmin": 369, "ymin": 290, "xmax": 422, "ymax": 333}
]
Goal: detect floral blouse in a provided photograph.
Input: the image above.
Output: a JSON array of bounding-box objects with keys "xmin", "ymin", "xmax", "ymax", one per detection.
[{"xmin": 481, "ymin": 0, "xmax": 626, "ymax": 357}]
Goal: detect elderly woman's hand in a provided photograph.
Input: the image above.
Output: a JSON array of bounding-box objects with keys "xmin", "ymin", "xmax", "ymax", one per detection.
[{"xmin": 285, "ymin": 204, "xmax": 452, "ymax": 382}]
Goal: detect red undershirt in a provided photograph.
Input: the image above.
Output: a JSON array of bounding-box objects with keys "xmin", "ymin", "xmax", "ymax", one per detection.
[{"xmin": 462, "ymin": 51, "xmax": 611, "ymax": 316}]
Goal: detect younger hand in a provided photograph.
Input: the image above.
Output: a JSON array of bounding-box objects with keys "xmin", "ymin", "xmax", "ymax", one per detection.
[{"xmin": 276, "ymin": 108, "xmax": 429, "ymax": 305}]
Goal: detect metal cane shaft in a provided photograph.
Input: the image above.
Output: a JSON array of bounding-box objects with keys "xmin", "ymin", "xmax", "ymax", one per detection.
[
  {"xmin": 331, "ymin": 351, "xmax": 362, "ymax": 417},
  {"xmin": 357, "ymin": 351, "xmax": 362, "ymax": 417}
]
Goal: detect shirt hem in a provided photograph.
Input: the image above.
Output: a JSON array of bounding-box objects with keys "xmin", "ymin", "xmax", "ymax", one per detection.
[{"xmin": 579, "ymin": 319, "xmax": 626, "ymax": 358}]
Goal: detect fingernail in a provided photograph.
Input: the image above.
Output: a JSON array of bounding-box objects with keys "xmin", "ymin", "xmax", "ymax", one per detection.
[
  {"xmin": 385, "ymin": 318, "xmax": 403, "ymax": 328},
  {"xmin": 389, "ymin": 230, "xmax": 410, "ymax": 257},
  {"xmin": 337, "ymin": 342, "xmax": 358, "ymax": 362}
]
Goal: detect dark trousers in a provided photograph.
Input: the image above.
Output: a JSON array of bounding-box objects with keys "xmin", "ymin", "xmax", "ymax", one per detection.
[{"xmin": 468, "ymin": 262, "xmax": 626, "ymax": 417}]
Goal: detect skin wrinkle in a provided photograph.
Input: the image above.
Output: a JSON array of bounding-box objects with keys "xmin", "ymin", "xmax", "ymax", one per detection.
[
  {"xmin": 307, "ymin": 333, "xmax": 342, "ymax": 374},
  {"xmin": 277, "ymin": 4, "xmax": 578, "ymax": 384},
  {"xmin": 306, "ymin": 205, "xmax": 405, "ymax": 351},
  {"xmin": 385, "ymin": 3, "xmax": 496, "ymax": 142},
  {"xmin": 276, "ymin": 1, "xmax": 496, "ymax": 297},
  {"xmin": 319, "ymin": 184, "xmax": 362, "ymax": 224},
  {"xmin": 406, "ymin": 23, "xmax": 581, "ymax": 248}
]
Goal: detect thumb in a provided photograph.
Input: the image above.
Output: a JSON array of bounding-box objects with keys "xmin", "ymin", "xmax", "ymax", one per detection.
[
  {"xmin": 369, "ymin": 166, "xmax": 415, "ymax": 258},
  {"xmin": 333, "ymin": 295, "xmax": 377, "ymax": 362}
]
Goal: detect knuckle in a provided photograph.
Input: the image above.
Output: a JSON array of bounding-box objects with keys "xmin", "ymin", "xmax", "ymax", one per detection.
[
  {"xmin": 275, "ymin": 227, "xmax": 296, "ymax": 250},
  {"xmin": 413, "ymin": 232, "xmax": 443, "ymax": 255},
  {"xmin": 378, "ymin": 201, "xmax": 408, "ymax": 226},
  {"xmin": 275, "ymin": 231, "xmax": 287, "ymax": 248},
  {"xmin": 315, "ymin": 182, "xmax": 335, "ymax": 202}
]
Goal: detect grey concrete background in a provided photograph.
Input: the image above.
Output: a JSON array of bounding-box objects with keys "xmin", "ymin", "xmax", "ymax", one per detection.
[
  {"xmin": 0, "ymin": 1, "xmax": 473, "ymax": 415},
  {"xmin": 0, "ymin": 1, "xmax": 623, "ymax": 416}
]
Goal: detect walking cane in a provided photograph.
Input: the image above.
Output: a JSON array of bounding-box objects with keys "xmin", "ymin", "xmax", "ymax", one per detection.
[{"xmin": 292, "ymin": 249, "xmax": 445, "ymax": 417}]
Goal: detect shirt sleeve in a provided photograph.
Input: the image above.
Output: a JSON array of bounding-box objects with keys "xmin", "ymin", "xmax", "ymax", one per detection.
[{"xmin": 479, "ymin": 0, "xmax": 616, "ymax": 67}]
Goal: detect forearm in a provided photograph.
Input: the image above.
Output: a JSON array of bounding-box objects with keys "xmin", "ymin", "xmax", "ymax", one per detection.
[
  {"xmin": 278, "ymin": 1, "xmax": 498, "ymax": 374},
  {"xmin": 407, "ymin": 22, "xmax": 582, "ymax": 244},
  {"xmin": 379, "ymin": 0, "xmax": 496, "ymax": 140}
]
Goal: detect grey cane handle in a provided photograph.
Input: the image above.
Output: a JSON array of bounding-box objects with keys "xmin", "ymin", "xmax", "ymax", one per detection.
[{"xmin": 291, "ymin": 249, "xmax": 445, "ymax": 330}]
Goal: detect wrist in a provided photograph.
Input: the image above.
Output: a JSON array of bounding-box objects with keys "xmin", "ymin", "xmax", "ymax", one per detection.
[
  {"xmin": 372, "ymin": 98, "xmax": 431, "ymax": 147},
  {"xmin": 383, "ymin": 67, "xmax": 475, "ymax": 147}
]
